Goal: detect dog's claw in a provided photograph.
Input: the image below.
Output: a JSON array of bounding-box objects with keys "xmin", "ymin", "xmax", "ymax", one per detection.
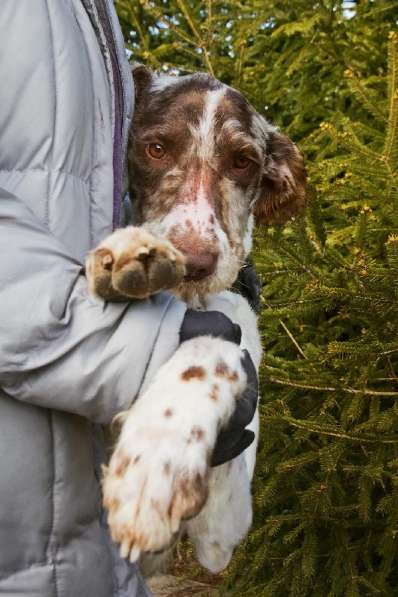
[
  {"xmin": 120, "ymin": 540, "xmax": 130, "ymax": 559},
  {"xmin": 102, "ymin": 254, "xmax": 113, "ymax": 269},
  {"xmin": 129, "ymin": 546, "xmax": 141, "ymax": 563}
]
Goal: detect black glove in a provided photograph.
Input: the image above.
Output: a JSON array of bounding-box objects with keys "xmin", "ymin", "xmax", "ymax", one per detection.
[
  {"xmin": 180, "ymin": 309, "xmax": 258, "ymax": 467},
  {"xmin": 180, "ymin": 309, "xmax": 242, "ymax": 345}
]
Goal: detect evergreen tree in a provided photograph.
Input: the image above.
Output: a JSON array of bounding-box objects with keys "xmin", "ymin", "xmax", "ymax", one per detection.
[
  {"xmin": 226, "ymin": 31, "xmax": 398, "ymax": 596},
  {"xmin": 116, "ymin": 1, "xmax": 398, "ymax": 594}
]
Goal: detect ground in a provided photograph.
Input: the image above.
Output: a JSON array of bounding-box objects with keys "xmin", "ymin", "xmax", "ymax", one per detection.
[
  {"xmin": 146, "ymin": 540, "xmax": 223, "ymax": 596},
  {"xmin": 147, "ymin": 574, "xmax": 219, "ymax": 597}
]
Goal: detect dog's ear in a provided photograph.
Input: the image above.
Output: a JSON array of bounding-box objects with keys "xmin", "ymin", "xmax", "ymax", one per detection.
[
  {"xmin": 253, "ymin": 131, "xmax": 306, "ymax": 225},
  {"xmin": 132, "ymin": 64, "xmax": 152, "ymax": 106}
]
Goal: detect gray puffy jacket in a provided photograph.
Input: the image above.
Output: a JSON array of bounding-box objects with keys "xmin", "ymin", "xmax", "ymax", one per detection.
[{"xmin": 0, "ymin": 1, "xmax": 186, "ymax": 596}]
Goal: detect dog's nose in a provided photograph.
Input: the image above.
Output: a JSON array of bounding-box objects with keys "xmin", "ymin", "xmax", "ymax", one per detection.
[{"xmin": 184, "ymin": 251, "xmax": 218, "ymax": 281}]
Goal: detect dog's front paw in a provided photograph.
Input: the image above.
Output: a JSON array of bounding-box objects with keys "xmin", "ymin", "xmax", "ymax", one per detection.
[
  {"xmin": 103, "ymin": 337, "xmax": 247, "ymax": 563},
  {"xmin": 103, "ymin": 417, "xmax": 209, "ymax": 562},
  {"xmin": 86, "ymin": 226, "xmax": 186, "ymax": 300}
]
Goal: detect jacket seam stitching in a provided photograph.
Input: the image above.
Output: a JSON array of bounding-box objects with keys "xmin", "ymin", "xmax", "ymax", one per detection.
[
  {"xmin": 71, "ymin": 6, "xmax": 96, "ymax": 250},
  {"xmin": 44, "ymin": 0, "xmax": 57, "ymax": 230},
  {"xmin": 0, "ymin": 166, "xmax": 90, "ymax": 185},
  {"xmin": 104, "ymin": 2, "xmax": 129, "ymax": 174},
  {"xmin": 47, "ymin": 410, "xmax": 60, "ymax": 597},
  {"xmin": 41, "ymin": 10, "xmax": 59, "ymax": 594}
]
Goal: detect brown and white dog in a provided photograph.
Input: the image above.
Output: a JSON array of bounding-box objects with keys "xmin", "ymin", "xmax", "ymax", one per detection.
[{"xmin": 86, "ymin": 67, "xmax": 305, "ymax": 573}]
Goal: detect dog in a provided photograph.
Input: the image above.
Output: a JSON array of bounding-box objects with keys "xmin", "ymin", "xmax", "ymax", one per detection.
[{"xmin": 85, "ymin": 66, "xmax": 306, "ymax": 574}]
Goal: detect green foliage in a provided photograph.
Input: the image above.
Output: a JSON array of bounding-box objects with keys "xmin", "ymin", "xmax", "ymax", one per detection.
[{"xmin": 116, "ymin": 1, "xmax": 398, "ymax": 594}]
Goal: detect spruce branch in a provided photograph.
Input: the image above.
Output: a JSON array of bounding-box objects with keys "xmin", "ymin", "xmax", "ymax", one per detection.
[
  {"xmin": 278, "ymin": 320, "xmax": 307, "ymax": 359},
  {"xmin": 268, "ymin": 376, "xmax": 398, "ymax": 398},
  {"xmin": 175, "ymin": 0, "xmax": 215, "ymax": 75},
  {"xmin": 384, "ymin": 33, "xmax": 398, "ymax": 161},
  {"xmin": 344, "ymin": 69, "xmax": 386, "ymax": 124},
  {"xmin": 275, "ymin": 415, "xmax": 398, "ymax": 445},
  {"xmin": 140, "ymin": 1, "xmax": 199, "ymax": 50}
]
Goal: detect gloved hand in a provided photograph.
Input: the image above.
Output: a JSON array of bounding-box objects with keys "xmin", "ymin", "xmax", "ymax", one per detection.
[{"xmin": 180, "ymin": 309, "xmax": 258, "ymax": 467}]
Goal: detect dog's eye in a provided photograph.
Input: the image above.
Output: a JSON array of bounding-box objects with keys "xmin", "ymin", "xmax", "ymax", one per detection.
[
  {"xmin": 233, "ymin": 155, "xmax": 251, "ymax": 169},
  {"xmin": 146, "ymin": 143, "xmax": 166, "ymax": 160}
]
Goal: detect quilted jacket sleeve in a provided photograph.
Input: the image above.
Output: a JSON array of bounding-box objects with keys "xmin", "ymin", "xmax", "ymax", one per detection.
[{"xmin": 0, "ymin": 188, "xmax": 186, "ymax": 423}]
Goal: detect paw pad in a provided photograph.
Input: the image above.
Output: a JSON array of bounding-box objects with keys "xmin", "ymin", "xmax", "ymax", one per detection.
[{"xmin": 87, "ymin": 228, "xmax": 186, "ymax": 300}]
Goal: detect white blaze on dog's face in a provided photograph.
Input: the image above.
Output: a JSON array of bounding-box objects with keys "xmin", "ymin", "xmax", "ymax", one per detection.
[{"xmin": 128, "ymin": 68, "xmax": 306, "ymax": 300}]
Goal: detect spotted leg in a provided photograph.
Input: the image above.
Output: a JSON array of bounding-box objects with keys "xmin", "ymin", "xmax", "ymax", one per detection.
[
  {"xmin": 185, "ymin": 291, "xmax": 262, "ymax": 572},
  {"xmin": 102, "ymin": 336, "xmax": 248, "ymax": 562}
]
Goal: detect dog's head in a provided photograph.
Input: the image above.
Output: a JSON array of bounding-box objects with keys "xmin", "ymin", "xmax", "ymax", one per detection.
[{"xmin": 128, "ymin": 67, "xmax": 306, "ymax": 299}]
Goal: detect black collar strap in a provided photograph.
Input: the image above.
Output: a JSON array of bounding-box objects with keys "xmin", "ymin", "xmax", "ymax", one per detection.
[{"xmin": 231, "ymin": 258, "xmax": 262, "ymax": 314}]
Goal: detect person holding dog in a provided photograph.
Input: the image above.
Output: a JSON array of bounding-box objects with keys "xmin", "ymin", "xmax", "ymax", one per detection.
[{"xmin": 0, "ymin": 2, "xmax": 258, "ymax": 596}]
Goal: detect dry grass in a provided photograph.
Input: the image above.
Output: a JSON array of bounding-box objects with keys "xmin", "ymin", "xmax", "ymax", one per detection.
[{"xmin": 148, "ymin": 537, "xmax": 226, "ymax": 596}]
